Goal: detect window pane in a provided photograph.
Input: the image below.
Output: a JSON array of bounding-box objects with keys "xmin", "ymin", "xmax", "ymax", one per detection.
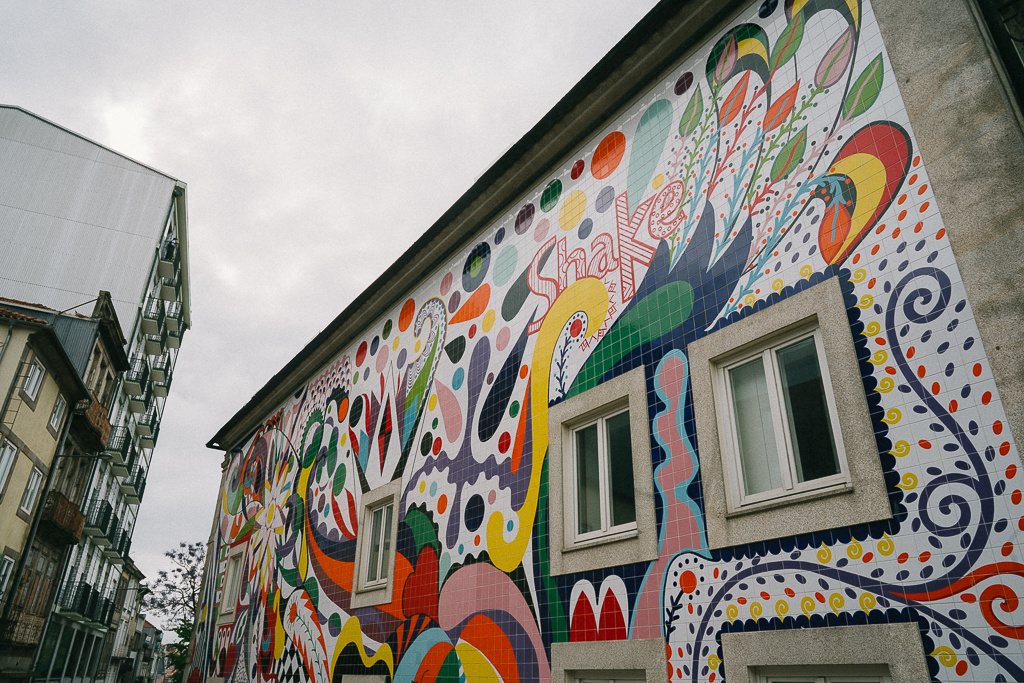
[
  {"xmin": 730, "ymin": 358, "xmax": 783, "ymax": 495},
  {"xmin": 367, "ymin": 507, "xmax": 383, "ymax": 582},
  {"xmin": 575, "ymin": 424, "xmax": 601, "ymax": 535},
  {"xmin": 380, "ymin": 504, "xmax": 393, "ymax": 580},
  {"xmin": 777, "ymin": 338, "xmax": 840, "ymax": 483},
  {"xmin": 606, "ymin": 411, "xmax": 636, "ymax": 527}
]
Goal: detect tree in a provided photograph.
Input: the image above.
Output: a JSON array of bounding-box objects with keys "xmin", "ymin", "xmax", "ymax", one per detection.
[{"xmin": 144, "ymin": 541, "xmax": 206, "ymax": 683}]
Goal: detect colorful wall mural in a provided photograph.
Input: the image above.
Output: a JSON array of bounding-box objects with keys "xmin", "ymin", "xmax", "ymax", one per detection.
[{"xmin": 188, "ymin": 1, "xmax": 1024, "ymax": 682}]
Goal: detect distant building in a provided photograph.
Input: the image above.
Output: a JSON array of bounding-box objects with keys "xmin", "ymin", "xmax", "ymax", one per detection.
[
  {"xmin": 0, "ymin": 106, "xmax": 191, "ymax": 682},
  {"xmin": 191, "ymin": 1, "xmax": 1022, "ymax": 682}
]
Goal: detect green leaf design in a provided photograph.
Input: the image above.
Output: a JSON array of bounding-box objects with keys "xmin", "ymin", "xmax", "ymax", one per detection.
[
  {"xmin": 770, "ymin": 12, "xmax": 805, "ymax": 73},
  {"xmin": 304, "ymin": 576, "xmax": 320, "ymax": 608},
  {"xmin": 843, "ymin": 54, "xmax": 884, "ymax": 119},
  {"xmin": 771, "ymin": 126, "xmax": 807, "ymax": 182},
  {"xmin": 678, "ymin": 88, "xmax": 703, "ymax": 138}
]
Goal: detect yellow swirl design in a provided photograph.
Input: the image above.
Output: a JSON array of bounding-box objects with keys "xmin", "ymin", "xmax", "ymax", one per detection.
[
  {"xmin": 931, "ymin": 646, "xmax": 957, "ymax": 667},
  {"xmin": 890, "ymin": 440, "xmax": 910, "ymax": 457},
  {"xmin": 859, "ymin": 593, "xmax": 877, "ymax": 611},
  {"xmin": 881, "ymin": 407, "xmax": 901, "ymax": 424},
  {"xmin": 708, "ymin": 655, "xmax": 721, "ymax": 670},
  {"xmin": 775, "ymin": 600, "xmax": 789, "ymax": 617},
  {"xmin": 852, "ymin": 268, "xmax": 867, "ymax": 282},
  {"xmin": 862, "ymin": 320, "xmax": 881, "ymax": 336},
  {"xmin": 726, "ymin": 604, "xmax": 739, "ymax": 623},
  {"xmin": 855, "ymin": 294, "xmax": 873, "ymax": 309},
  {"xmin": 896, "ymin": 472, "xmax": 918, "ymax": 490},
  {"xmin": 847, "ymin": 538, "xmax": 863, "ymax": 560},
  {"xmin": 829, "ymin": 593, "xmax": 845, "ymax": 615},
  {"xmin": 750, "ymin": 601, "xmax": 763, "ymax": 618},
  {"xmin": 877, "ymin": 533, "xmax": 895, "ymax": 556},
  {"xmin": 332, "ymin": 616, "xmax": 395, "ymax": 679},
  {"xmin": 772, "ymin": 278, "xmax": 784, "ymax": 293},
  {"xmin": 868, "ymin": 349, "xmax": 887, "ymax": 365},
  {"xmin": 875, "ymin": 377, "xmax": 894, "ymax": 393},
  {"xmin": 817, "ymin": 543, "xmax": 832, "ymax": 564},
  {"xmin": 743, "ymin": 293, "xmax": 756, "ymax": 307},
  {"xmin": 800, "ymin": 596, "xmax": 816, "ymax": 616},
  {"xmin": 486, "ymin": 278, "xmax": 609, "ymax": 572},
  {"xmin": 800, "ymin": 264, "xmax": 813, "ymax": 279}
]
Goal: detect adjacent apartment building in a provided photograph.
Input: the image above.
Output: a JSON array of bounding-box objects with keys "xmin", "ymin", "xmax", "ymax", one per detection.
[
  {"xmin": 0, "ymin": 106, "xmax": 191, "ymax": 683},
  {"xmin": 189, "ymin": 1, "xmax": 1023, "ymax": 682}
]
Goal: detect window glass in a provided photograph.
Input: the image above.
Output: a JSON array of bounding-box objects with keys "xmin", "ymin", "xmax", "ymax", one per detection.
[
  {"xmin": 50, "ymin": 395, "xmax": 67, "ymax": 432},
  {"xmin": 365, "ymin": 502, "xmax": 393, "ymax": 585},
  {"xmin": 20, "ymin": 467, "xmax": 44, "ymax": 513},
  {"xmin": 606, "ymin": 411, "xmax": 635, "ymax": 527},
  {"xmin": 24, "ymin": 358, "xmax": 45, "ymax": 400},
  {"xmin": 380, "ymin": 504, "xmax": 392, "ymax": 581},
  {"xmin": 776, "ymin": 338, "xmax": 839, "ymax": 483},
  {"xmin": 730, "ymin": 357, "xmax": 782, "ymax": 496},
  {"xmin": 0, "ymin": 440, "xmax": 16, "ymax": 488},
  {"xmin": 575, "ymin": 424, "xmax": 601, "ymax": 535},
  {"xmin": 0, "ymin": 555, "xmax": 14, "ymax": 600}
]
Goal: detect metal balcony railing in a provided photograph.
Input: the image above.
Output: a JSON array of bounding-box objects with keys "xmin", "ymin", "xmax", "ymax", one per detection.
[
  {"xmin": 167, "ymin": 326, "xmax": 184, "ymax": 350},
  {"xmin": 105, "ymin": 426, "xmax": 132, "ymax": 466},
  {"xmin": 128, "ymin": 376, "xmax": 153, "ymax": 415},
  {"xmin": 150, "ymin": 353, "xmax": 172, "ymax": 383},
  {"xmin": 57, "ymin": 580, "xmax": 94, "ymax": 622},
  {"xmin": 165, "ymin": 300, "xmax": 184, "ymax": 333},
  {"xmin": 158, "ymin": 239, "xmax": 180, "ymax": 279},
  {"xmin": 120, "ymin": 466, "xmax": 147, "ymax": 505},
  {"xmin": 144, "ymin": 328, "xmax": 167, "ymax": 357},
  {"xmin": 123, "ymin": 357, "xmax": 150, "ymax": 397},
  {"xmin": 159, "ymin": 274, "xmax": 181, "ymax": 302},
  {"xmin": 140, "ymin": 297, "xmax": 165, "ymax": 336},
  {"xmin": 83, "ymin": 499, "xmax": 114, "ymax": 540},
  {"xmin": 0, "ymin": 607, "xmax": 46, "ymax": 647}
]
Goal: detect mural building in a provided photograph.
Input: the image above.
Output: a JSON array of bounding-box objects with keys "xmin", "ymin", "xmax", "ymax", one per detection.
[{"xmin": 190, "ymin": 1, "xmax": 1024, "ymax": 682}]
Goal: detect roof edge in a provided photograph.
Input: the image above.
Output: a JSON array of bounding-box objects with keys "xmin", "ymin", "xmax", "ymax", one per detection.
[{"xmin": 208, "ymin": 0, "xmax": 748, "ymax": 451}]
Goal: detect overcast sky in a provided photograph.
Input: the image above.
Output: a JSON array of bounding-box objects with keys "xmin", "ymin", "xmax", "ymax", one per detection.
[{"xmin": 0, "ymin": 1, "xmax": 659, "ymax": 629}]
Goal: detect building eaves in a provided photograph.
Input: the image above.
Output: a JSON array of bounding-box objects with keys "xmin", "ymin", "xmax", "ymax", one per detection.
[
  {"xmin": 207, "ymin": 0, "xmax": 747, "ymax": 451},
  {"xmin": 0, "ymin": 306, "xmax": 49, "ymax": 326}
]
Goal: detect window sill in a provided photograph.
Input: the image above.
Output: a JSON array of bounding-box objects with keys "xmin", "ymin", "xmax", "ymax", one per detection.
[
  {"xmin": 563, "ymin": 528, "xmax": 639, "ymax": 553},
  {"xmin": 725, "ymin": 482, "xmax": 854, "ymax": 519}
]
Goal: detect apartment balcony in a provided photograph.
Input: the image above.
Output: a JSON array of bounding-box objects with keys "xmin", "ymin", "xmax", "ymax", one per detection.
[
  {"xmin": 136, "ymin": 407, "xmax": 159, "ymax": 439},
  {"xmin": 121, "ymin": 466, "xmax": 146, "ymax": 506},
  {"xmin": 0, "ymin": 607, "xmax": 46, "ymax": 647},
  {"xmin": 88, "ymin": 594, "xmax": 116, "ymax": 628},
  {"xmin": 128, "ymin": 379, "xmax": 153, "ymax": 416},
  {"xmin": 167, "ymin": 326, "xmax": 184, "ymax": 350},
  {"xmin": 165, "ymin": 300, "xmax": 184, "ymax": 333},
  {"xmin": 105, "ymin": 426, "xmax": 132, "ymax": 467},
  {"xmin": 103, "ymin": 527, "xmax": 130, "ymax": 564},
  {"xmin": 159, "ymin": 274, "xmax": 181, "ymax": 302},
  {"xmin": 84, "ymin": 499, "xmax": 114, "ymax": 542},
  {"xmin": 40, "ymin": 490, "xmax": 85, "ymax": 545},
  {"xmin": 157, "ymin": 239, "xmax": 180, "ymax": 279},
  {"xmin": 123, "ymin": 357, "xmax": 150, "ymax": 397},
  {"xmin": 57, "ymin": 580, "xmax": 95, "ymax": 622},
  {"xmin": 140, "ymin": 297, "xmax": 165, "ymax": 336},
  {"xmin": 105, "ymin": 512, "xmax": 121, "ymax": 549},
  {"xmin": 144, "ymin": 328, "xmax": 167, "ymax": 357},
  {"xmin": 150, "ymin": 353, "xmax": 171, "ymax": 383}
]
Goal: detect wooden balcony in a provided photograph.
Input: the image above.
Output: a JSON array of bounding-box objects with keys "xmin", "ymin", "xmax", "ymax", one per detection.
[{"xmin": 40, "ymin": 490, "xmax": 85, "ymax": 545}]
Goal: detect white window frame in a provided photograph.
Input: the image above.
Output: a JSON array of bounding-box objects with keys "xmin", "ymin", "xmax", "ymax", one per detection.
[
  {"xmin": 568, "ymin": 401, "xmax": 637, "ymax": 545},
  {"xmin": 362, "ymin": 499, "xmax": 394, "ymax": 589},
  {"xmin": 220, "ymin": 552, "xmax": 243, "ymax": 615},
  {"xmin": 49, "ymin": 395, "xmax": 68, "ymax": 433},
  {"xmin": 0, "ymin": 555, "xmax": 14, "ymax": 601},
  {"xmin": 0, "ymin": 439, "xmax": 17, "ymax": 490},
  {"xmin": 350, "ymin": 478, "xmax": 401, "ymax": 609},
  {"xmin": 23, "ymin": 358, "xmax": 45, "ymax": 401},
  {"xmin": 20, "ymin": 467, "xmax": 44, "ymax": 514},
  {"xmin": 713, "ymin": 321, "xmax": 850, "ymax": 510}
]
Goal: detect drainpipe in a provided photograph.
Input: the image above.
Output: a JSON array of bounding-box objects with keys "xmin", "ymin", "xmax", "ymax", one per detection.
[{"xmin": 1, "ymin": 405, "xmax": 76, "ymax": 622}]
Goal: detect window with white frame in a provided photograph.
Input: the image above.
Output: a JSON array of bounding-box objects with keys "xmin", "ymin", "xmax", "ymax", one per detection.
[
  {"xmin": 571, "ymin": 403, "xmax": 636, "ymax": 543},
  {"xmin": 49, "ymin": 395, "xmax": 67, "ymax": 433},
  {"xmin": 0, "ymin": 555, "xmax": 14, "ymax": 601},
  {"xmin": 350, "ymin": 478, "xmax": 401, "ymax": 609},
  {"xmin": 20, "ymin": 467, "xmax": 44, "ymax": 514},
  {"xmin": 714, "ymin": 322, "xmax": 847, "ymax": 507},
  {"xmin": 221, "ymin": 552, "xmax": 243, "ymax": 614},
  {"xmin": 23, "ymin": 358, "xmax": 45, "ymax": 401},
  {"xmin": 0, "ymin": 439, "xmax": 17, "ymax": 490},
  {"xmin": 363, "ymin": 500, "xmax": 394, "ymax": 588}
]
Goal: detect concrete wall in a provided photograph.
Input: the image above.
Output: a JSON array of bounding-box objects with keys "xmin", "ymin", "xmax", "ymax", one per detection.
[{"xmin": 188, "ymin": 1, "xmax": 1023, "ymax": 682}]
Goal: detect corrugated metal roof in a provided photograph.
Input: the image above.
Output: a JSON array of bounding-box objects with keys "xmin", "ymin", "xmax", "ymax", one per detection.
[
  {"xmin": 0, "ymin": 301, "xmax": 100, "ymax": 377},
  {"xmin": 0, "ymin": 106, "xmax": 178, "ymax": 325}
]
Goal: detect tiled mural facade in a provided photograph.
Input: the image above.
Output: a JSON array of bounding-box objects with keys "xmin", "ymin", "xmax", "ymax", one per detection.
[{"xmin": 189, "ymin": 1, "xmax": 1023, "ymax": 681}]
